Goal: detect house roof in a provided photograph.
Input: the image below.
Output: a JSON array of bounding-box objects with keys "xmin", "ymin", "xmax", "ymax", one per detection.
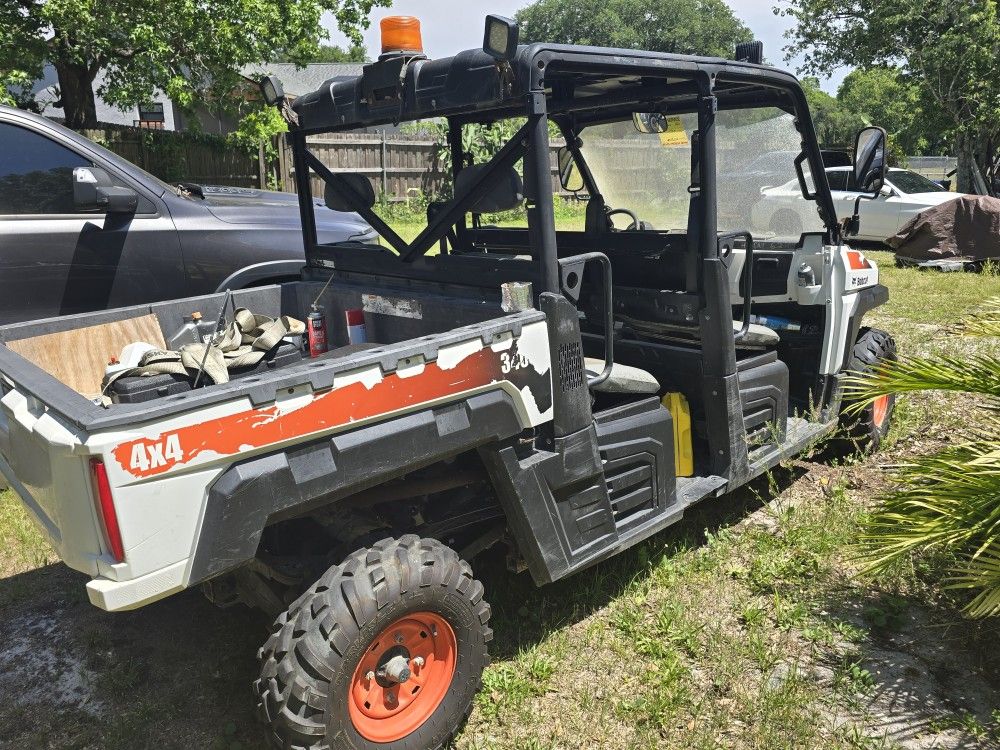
[{"xmin": 240, "ymin": 63, "xmax": 367, "ymax": 98}]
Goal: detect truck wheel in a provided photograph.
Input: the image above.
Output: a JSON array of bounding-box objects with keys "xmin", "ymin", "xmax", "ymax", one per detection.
[
  {"xmin": 255, "ymin": 536, "xmax": 491, "ymax": 750},
  {"xmin": 840, "ymin": 327, "xmax": 897, "ymax": 452}
]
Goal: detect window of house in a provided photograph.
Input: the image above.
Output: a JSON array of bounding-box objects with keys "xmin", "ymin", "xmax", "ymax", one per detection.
[{"xmin": 0, "ymin": 123, "xmax": 93, "ymax": 214}]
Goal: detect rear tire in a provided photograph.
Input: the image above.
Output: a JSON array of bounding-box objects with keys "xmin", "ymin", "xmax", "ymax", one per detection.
[
  {"xmin": 839, "ymin": 327, "xmax": 897, "ymax": 453},
  {"xmin": 255, "ymin": 536, "xmax": 491, "ymax": 750}
]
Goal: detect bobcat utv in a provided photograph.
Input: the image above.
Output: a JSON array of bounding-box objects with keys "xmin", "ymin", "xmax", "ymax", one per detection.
[{"xmin": 0, "ymin": 14, "xmax": 896, "ymax": 750}]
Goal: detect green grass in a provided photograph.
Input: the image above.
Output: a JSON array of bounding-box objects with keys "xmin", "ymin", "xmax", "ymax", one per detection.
[
  {"xmin": 376, "ymin": 199, "xmax": 587, "ymax": 245},
  {"xmin": 2, "ymin": 246, "xmax": 1000, "ymax": 749}
]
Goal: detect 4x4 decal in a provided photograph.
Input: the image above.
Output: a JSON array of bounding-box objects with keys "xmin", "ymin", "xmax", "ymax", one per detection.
[{"xmin": 113, "ymin": 341, "xmax": 551, "ymax": 479}]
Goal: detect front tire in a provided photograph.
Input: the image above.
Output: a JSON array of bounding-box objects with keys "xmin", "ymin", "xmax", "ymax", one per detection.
[
  {"xmin": 255, "ymin": 536, "xmax": 492, "ymax": 750},
  {"xmin": 840, "ymin": 327, "xmax": 897, "ymax": 453}
]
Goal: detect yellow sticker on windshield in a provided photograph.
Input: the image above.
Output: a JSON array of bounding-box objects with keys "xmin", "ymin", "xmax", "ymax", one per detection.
[{"xmin": 658, "ymin": 117, "xmax": 689, "ymax": 147}]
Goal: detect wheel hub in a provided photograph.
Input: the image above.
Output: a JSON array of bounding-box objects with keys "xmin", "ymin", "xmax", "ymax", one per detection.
[
  {"xmin": 380, "ymin": 654, "xmax": 412, "ymax": 684},
  {"xmin": 348, "ymin": 611, "xmax": 457, "ymax": 743}
]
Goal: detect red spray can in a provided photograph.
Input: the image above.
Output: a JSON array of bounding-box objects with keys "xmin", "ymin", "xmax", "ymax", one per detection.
[{"xmin": 307, "ymin": 306, "xmax": 329, "ymax": 358}]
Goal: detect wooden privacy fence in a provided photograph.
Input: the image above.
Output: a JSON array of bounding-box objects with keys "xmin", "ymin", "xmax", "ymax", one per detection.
[
  {"xmin": 80, "ymin": 125, "xmax": 261, "ymax": 188},
  {"xmin": 276, "ymin": 131, "xmax": 571, "ymax": 201}
]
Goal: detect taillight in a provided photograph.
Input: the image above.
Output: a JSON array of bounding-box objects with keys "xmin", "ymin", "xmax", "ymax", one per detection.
[{"xmin": 90, "ymin": 459, "xmax": 124, "ymax": 563}]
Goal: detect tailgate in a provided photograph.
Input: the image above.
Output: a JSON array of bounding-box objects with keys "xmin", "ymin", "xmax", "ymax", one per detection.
[{"xmin": 0, "ymin": 388, "xmax": 104, "ymax": 577}]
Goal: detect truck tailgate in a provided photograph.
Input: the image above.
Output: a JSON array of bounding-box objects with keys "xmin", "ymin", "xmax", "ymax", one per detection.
[{"xmin": 0, "ymin": 389, "xmax": 104, "ymax": 577}]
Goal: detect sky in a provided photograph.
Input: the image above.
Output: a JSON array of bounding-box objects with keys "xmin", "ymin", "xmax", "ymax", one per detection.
[{"xmin": 323, "ymin": 0, "xmax": 849, "ymax": 94}]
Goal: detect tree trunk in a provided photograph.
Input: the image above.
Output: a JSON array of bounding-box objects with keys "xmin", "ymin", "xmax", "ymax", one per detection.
[
  {"xmin": 956, "ymin": 130, "xmax": 977, "ymax": 195},
  {"xmin": 54, "ymin": 60, "xmax": 98, "ymax": 129}
]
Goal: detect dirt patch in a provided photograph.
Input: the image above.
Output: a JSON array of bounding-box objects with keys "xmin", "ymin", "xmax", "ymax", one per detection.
[{"xmin": 0, "ymin": 607, "xmax": 104, "ymax": 716}]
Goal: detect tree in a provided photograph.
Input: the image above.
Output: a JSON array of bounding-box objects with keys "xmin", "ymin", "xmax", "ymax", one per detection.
[
  {"xmin": 0, "ymin": 0, "xmax": 389, "ymax": 129},
  {"xmin": 778, "ymin": 0, "xmax": 1000, "ymax": 192},
  {"xmin": 836, "ymin": 67, "xmax": 945, "ymax": 156},
  {"xmin": 273, "ymin": 43, "xmax": 369, "ymax": 64},
  {"xmin": 799, "ymin": 77, "xmax": 867, "ymax": 148},
  {"xmin": 849, "ymin": 298, "xmax": 1000, "ymax": 618},
  {"xmin": 516, "ymin": 0, "xmax": 752, "ymax": 58}
]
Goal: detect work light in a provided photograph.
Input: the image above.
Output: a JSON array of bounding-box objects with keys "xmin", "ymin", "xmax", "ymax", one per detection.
[
  {"xmin": 483, "ymin": 15, "xmax": 519, "ymax": 61},
  {"xmin": 260, "ymin": 75, "xmax": 285, "ymax": 106}
]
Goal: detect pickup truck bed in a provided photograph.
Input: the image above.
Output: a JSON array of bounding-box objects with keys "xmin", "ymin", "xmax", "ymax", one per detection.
[{"xmin": 0, "ymin": 279, "xmax": 553, "ymax": 610}]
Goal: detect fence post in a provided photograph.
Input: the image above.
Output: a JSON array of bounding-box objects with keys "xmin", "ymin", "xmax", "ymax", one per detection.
[
  {"xmin": 276, "ymin": 134, "xmax": 291, "ymax": 192},
  {"xmin": 138, "ymin": 129, "xmax": 148, "ymax": 172},
  {"xmin": 380, "ymin": 130, "xmax": 388, "ymax": 198},
  {"xmin": 258, "ymin": 142, "xmax": 267, "ymax": 189}
]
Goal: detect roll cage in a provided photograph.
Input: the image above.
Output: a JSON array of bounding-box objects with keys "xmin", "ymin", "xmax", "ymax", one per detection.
[{"xmin": 289, "ymin": 43, "xmax": 839, "ymax": 299}]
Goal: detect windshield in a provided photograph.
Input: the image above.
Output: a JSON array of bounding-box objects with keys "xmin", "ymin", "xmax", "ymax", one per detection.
[
  {"xmin": 716, "ymin": 107, "xmax": 823, "ymax": 245},
  {"xmin": 577, "ymin": 107, "xmax": 826, "ymax": 246},
  {"xmin": 890, "ymin": 169, "xmax": 947, "ymax": 194},
  {"xmin": 578, "ymin": 114, "xmax": 697, "ymax": 231}
]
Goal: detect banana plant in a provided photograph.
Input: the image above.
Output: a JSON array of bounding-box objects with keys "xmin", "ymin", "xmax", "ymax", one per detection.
[{"xmin": 843, "ymin": 297, "xmax": 1000, "ymax": 618}]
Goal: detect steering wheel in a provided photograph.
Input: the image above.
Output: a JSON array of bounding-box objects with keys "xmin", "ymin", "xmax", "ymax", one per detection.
[{"xmin": 605, "ymin": 207, "xmax": 641, "ymax": 231}]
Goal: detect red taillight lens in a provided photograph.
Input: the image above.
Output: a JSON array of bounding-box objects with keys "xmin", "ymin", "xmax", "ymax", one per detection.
[{"xmin": 91, "ymin": 459, "xmax": 124, "ymax": 563}]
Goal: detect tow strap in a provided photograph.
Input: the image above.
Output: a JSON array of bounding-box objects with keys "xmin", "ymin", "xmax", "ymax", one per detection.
[{"xmin": 102, "ymin": 308, "xmax": 305, "ymax": 394}]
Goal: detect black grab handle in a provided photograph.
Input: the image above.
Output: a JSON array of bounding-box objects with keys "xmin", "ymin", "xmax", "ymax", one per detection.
[{"xmin": 718, "ymin": 232, "xmax": 754, "ymax": 342}]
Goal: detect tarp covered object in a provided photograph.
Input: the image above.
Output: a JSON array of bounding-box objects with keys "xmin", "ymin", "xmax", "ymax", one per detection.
[{"xmin": 888, "ymin": 194, "xmax": 1000, "ymax": 261}]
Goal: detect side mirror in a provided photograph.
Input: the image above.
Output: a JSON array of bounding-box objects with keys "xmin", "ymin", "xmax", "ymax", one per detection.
[
  {"xmin": 73, "ymin": 166, "xmax": 138, "ymax": 214},
  {"xmin": 844, "ymin": 126, "xmax": 887, "ymax": 238},
  {"xmin": 853, "ymin": 126, "xmax": 887, "ymax": 195},
  {"xmin": 633, "ymin": 112, "xmax": 668, "ymax": 134},
  {"xmin": 557, "ymin": 147, "xmax": 585, "ymax": 193}
]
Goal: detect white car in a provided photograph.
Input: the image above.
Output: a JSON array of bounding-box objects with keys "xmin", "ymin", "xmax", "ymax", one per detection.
[{"xmin": 753, "ymin": 166, "xmax": 962, "ymax": 243}]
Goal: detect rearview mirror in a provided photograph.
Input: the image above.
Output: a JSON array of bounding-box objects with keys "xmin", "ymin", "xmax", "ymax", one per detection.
[
  {"xmin": 557, "ymin": 147, "xmax": 585, "ymax": 193},
  {"xmin": 73, "ymin": 166, "xmax": 138, "ymax": 214},
  {"xmin": 633, "ymin": 112, "xmax": 668, "ymax": 134},
  {"xmin": 853, "ymin": 126, "xmax": 887, "ymax": 195}
]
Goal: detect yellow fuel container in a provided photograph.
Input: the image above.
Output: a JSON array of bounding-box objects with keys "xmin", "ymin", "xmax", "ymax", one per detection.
[{"xmin": 661, "ymin": 392, "xmax": 693, "ymax": 477}]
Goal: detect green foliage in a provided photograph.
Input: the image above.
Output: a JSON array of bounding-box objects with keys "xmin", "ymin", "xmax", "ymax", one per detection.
[
  {"xmin": 800, "ymin": 76, "xmax": 868, "ymax": 148},
  {"xmin": 516, "ymin": 0, "xmax": 752, "ymax": 57},
  {"xmin": 837, "ymin": 67, "xmax": 946, "ymax": 156},
  {"xmin": 272, "ymin": 43, "xmax": 368, "ymax": 63},
  {"xmin": 847, "ymin": 296, "xmax": 1000, "ymax": 617},
  {"xmin": 779, "ymin": 0, "xmax": 1000, "ymax": 190},
  {"xmin": 228, "ymin": 106, "xmax": 287, "ymax": 156},
  {"xmin": 0, "ymin": 0, "xmax": 389, "ymax": 128},
  {"xmin": 0, "ymin": 70, "xmax": 35, "ymax": 109},
  {"xmin": 415, "ymin": 118, "xmax": 563, "ymax": 199}
]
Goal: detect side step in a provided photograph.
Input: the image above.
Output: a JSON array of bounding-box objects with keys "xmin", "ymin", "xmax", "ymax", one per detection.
[{"xmin": 482, "ymin": 398, "xmax": 727, "ymax": 585}]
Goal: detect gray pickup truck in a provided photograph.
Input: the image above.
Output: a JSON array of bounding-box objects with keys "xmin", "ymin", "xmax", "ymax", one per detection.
[{"xmin": 0, "ymin": 105, "xmax": 376, "ymax": 324}]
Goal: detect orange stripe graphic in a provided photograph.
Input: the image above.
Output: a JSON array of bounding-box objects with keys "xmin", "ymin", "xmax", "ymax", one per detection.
[{"xmin": 114, "ymin": 346, "xmax": 511, "ymax": 479}]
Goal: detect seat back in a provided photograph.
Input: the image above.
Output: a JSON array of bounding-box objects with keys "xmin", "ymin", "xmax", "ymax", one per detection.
[{"xmin": 455, "ymin": 165, "xmax": 524, "ymax": 214}]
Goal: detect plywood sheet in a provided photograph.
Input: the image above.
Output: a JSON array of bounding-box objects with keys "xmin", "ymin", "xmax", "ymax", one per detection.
[{"xmin": 7, "ymin": 314, "xmax": 166, "ymax": 398}]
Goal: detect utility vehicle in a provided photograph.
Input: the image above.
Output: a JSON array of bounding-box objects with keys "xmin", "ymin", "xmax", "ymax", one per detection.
[{"xmin": 0, "ymin": 14, "xmax": 896, "ymax": 750}]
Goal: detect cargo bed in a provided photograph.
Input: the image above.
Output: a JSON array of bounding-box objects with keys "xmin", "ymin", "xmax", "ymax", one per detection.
[{"xmin": 0, "ymin": 277, "xmax": 553, "ymax": 610}]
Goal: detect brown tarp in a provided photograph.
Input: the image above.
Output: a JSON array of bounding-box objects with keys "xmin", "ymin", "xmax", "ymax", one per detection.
[{"xmin": 888, "ymin": 194, "xmax": 1000, "ymax": 261}]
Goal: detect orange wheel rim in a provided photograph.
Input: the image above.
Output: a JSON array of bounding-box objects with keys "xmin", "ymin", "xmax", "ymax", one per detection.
[
  {"xmin": 872, "ymin": 394, "xmax": 890, "ymax": 428},
  {"xmin": 348, "ymin": 611, "xmax": 457, "ymax": 743}
]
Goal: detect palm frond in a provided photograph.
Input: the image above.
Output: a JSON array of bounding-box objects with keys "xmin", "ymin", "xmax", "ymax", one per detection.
[
  {"xmin": 945, "ymin": 547, "xmax": 1000, "ymax": 618},
  {"xmin": 857, "ymin": 442, "xmax": 1000, "ymax": 574},
  {"xmin": 952, "ymin": 296, "xmax": 1000, "ymax": 338},
  {"xmin": 842, "ymin": 354, "xmax": 1000, "ymax": 413}
]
